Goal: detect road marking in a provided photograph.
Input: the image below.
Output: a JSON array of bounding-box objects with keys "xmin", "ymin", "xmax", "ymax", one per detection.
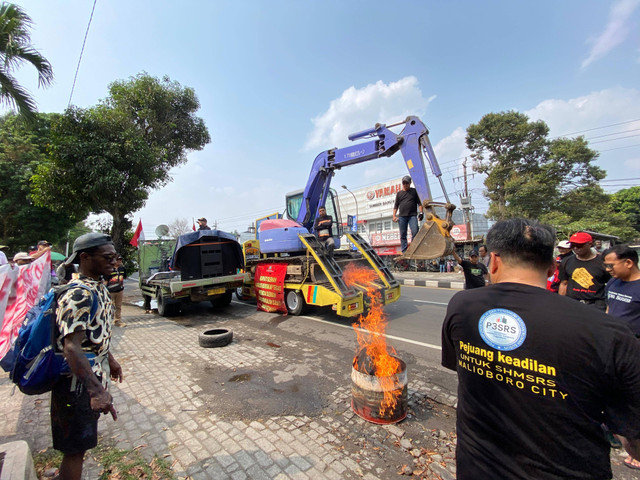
[
  {"xmin": 413, "ymin": 299, "xmax": 449, "ymax": 306},
  {"xmin": 298, "ymin": 315, "xmax": 442, "ymax": 351},
  {"xmin": 231, "ymin": 300, "xmax": 442, "ymax": 351}
]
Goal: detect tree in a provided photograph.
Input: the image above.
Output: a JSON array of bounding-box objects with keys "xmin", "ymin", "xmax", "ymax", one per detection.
[
  {"xmin": 610, "ymin": 186, "xmax": 640, "ymax": 233},
  {"xmin": 0, "ymin": 3, "xmax": 53, "ymax": 121},
  {"xmin": 0, "ymin": 113, "xmax": 82, "ymax": 252},
  {"xmin": 168, "ymin": 217, "xmax": 191, "ymax": 240},
  {"xmin": 32, "ymin": 73, "xmax": 211, "ymax": 252},
  {"xmin": 466, "ymin": 111, "xmax": 604, "ymax": 220}
]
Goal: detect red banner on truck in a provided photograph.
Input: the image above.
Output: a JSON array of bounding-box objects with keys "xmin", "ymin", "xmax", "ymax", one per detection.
[{"xmin": 254, "ymin": 263, "xmax": 287, "ymax": 314}]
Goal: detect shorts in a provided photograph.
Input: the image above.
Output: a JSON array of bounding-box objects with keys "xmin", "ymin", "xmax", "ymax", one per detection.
[{"xmin": 51, "ymin": 375, "xmax": 100, "ymax": 454}]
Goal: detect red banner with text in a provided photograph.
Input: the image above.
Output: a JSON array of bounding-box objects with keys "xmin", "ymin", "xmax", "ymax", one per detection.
[{"xmin": 255, "ymin": 263, "xmax": 287, "ymax": 314}]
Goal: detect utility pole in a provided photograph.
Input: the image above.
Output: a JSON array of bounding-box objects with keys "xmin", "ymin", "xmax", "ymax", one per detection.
[{"xmin": 460, "ymin": 158, "xmax": 473, "ymax": 241}]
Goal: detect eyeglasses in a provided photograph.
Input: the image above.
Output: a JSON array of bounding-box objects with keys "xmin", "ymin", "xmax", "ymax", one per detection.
[
  {"xmin": 603, "ymin": 261, "xmax": 624, "ymax": 269},
  {"xmin": 92, "ymin": 253, "xmax": 118, "ymax": 263}
]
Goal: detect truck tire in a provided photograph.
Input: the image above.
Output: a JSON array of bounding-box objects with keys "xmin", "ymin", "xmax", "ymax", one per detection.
[
  {"xmin": 199, "ymin": 328, "xmax": 233, "ymax": 348},
  {"xmin": 211, "ymin": 291, "xmax": 232, "ymax": 308},
  {"xmin": 285, "ymin": 289, "xmax": 306, "ymax": 316},
  {"xmin": 156, "ymin": 290, "xmax": 180, "ymax": 317},
  {"xmin": 235, "ymin": 286, "xmax": 249, "ymax": 301}
]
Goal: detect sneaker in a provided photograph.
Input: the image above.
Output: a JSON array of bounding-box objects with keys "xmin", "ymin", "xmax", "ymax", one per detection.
[{"xmin": 114, "ymin": 320, "xmax": 127, "ymax": 327}]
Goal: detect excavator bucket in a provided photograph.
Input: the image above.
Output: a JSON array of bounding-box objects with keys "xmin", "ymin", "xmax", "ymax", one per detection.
[{"xmin": 400, "ymin": 219, "xmax": 455, "ymax": 260}]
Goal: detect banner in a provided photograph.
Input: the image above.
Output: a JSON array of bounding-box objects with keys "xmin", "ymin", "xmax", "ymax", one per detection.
[
  {"xmin": 0, "ymin": 252, "xmax": 50, "ymax": 360},
  {"xmin": 254, "ymin": 263, "xmax": 287, "ymax": 314}
]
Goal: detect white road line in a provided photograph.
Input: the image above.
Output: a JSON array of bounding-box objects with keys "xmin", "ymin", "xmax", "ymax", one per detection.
[
  {"xmin": 413, "ymin": 299, "xmax": 449, "ymax": 306},
  {"xmin": 231, "ymin": 300, "xmax": 442, "ymax": 351},
  {"xmin": 298, "ymin": 315, "xmax": 442, "ymax": 351}
]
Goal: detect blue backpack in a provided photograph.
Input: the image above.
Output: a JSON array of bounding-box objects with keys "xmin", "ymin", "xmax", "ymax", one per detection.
[{"xmin": 8, "ymin": 283, "xmax": 98, "ymax": 395}]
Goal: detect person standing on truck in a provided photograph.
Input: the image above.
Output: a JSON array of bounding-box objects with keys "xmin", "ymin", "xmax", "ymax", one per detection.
[
  {"xmin": 392, "ymin": 176, "xmax": 424, "ymax": 253},
  {"xmin": 197, "ymin": 217, "xmax": 211, "ymax": 230},
  {"xmin": 313, "ymin": 206, "xmax": 334, "ymax": 257}
]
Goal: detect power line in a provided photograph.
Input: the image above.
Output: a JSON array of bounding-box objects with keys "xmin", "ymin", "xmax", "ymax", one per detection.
[
  {"xmin": 554, "ymin": 118, "xmax": 640, "ymax": 139},
  {"xmin": 68, "ymin": 0, "xmax": 98, "ymax": 107}
]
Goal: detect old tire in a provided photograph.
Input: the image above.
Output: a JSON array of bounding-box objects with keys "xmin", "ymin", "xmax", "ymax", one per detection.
[
  {"xmin": 211, "ymin": 291, "xmax": 233, "ymax": 308},
  {"xmin": 285, "ymin": 289, "xmax": 306, "ymax": 316},
  {"xmin": 199, "ymin": 328, "xmax": 233, "ymax": 348}
]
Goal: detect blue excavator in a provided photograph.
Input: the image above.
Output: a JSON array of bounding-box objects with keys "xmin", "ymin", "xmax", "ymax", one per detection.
[
  {"xmin": 286, "ymin": 115, "xmax": 456, "ymax": 259},
  {"xmin": 240, "ymin": 116, "xmax": 456, "ymax": 317}
]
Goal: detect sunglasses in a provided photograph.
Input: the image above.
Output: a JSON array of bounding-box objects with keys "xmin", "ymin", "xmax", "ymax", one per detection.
[{"xmin": 571, "ymin": 243, "xmax": 587, "ymax": 248}]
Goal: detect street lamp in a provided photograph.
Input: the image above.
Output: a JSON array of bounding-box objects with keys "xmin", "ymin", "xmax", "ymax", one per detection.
[{"xmin": 341, "ymin": 185, "xmax": 359, "ymax": 233}]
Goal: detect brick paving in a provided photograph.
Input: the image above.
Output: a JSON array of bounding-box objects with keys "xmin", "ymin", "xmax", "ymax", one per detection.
[
  {"xmin": 0, "ymin": 289, "xmax": 459, "ymax": 479},
  {"xmin": 1, "ymin": 281, "xmax": 636, "ymax": 479}
]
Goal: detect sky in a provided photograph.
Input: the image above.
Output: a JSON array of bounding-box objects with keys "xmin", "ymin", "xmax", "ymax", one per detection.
[{"xmin": 8, "ymin": 0, "xmax": 640, "ymax": 238}]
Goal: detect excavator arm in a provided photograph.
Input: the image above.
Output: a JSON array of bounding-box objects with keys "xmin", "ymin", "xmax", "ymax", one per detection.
[{"xmin": 297, "ymin": 116, "xmax": 456, "ymax": 259}]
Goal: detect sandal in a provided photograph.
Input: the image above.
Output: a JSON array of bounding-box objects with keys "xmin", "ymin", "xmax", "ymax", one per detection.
[{"xmin": 624, "ymin": 456, "xmax": 640, "ymax": 470}]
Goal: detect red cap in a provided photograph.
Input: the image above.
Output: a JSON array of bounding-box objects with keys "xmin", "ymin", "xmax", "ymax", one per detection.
[{"xmin": 570, "ymin": 232, "xmax": 592, "ymax": 244}]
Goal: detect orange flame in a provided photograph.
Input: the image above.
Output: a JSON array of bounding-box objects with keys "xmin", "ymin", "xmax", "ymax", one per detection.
[{"xmin": 343, "ymin": 263, "xmax": 401, "ymax": 417}]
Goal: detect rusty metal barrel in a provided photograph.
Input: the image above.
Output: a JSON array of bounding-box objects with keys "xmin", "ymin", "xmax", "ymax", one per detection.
[{"xmin": 351, "ymin": 356, "xmax": 408, "ymax": 424}]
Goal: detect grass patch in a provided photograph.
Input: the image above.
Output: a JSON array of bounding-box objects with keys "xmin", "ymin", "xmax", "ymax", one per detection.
[
  {"xmin": 33, "ymin": 448, "xmax": 63, "ymax": 477},
  {"xmin": 33, "ymin": 445, "xmax": 176, "ymax": 480}
]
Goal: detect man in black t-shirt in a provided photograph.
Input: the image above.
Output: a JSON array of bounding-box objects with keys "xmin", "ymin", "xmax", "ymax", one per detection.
[
  {"xmin": 559, "ymin": 231, "xmax": 610, "ymax": 311},
  {"xmin": 313, "ymin": 206, "xmax": 334, "ymax": 257},
  {"xmin": 392, "ymin": 176, "xmax": 424, "ymax": 253},
  {"xmin": 441, "ymin": 218, "xmax": 640, "ymax": 480},
  {"xmin": 453, "ymin": 249, "xmax": 487, "ymax": 289}
]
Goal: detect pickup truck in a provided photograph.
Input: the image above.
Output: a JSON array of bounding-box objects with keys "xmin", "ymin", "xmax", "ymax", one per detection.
[{"xmin": 138, "ymin": 230, "xmax": 248, "ymax": 316}]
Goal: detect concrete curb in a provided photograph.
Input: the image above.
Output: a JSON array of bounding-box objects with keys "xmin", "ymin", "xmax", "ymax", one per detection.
[
  {"xmin": 0, "ymin": 441, "xmax": 37, "ymax": 480},
  {"xmin": 396, "ymin": 278, "xmax": 464, "ymax": 290}
]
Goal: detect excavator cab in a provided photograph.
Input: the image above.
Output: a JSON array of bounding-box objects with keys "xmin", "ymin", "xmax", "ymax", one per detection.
[{"xmin": 285, "ymin": 188, "xmax": 343, "ymax": 248}]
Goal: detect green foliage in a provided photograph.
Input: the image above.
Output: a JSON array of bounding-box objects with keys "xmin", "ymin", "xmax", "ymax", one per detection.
[
  {"xmin": 611, "ymin": 186, "xmax": 640, "ymax": 232},
  {"xmin": 466, "ymin": 111, "xmax": 604, "ymax": 220},
  {"xmin": 32, "ymin": 73, "xmax": 210, "ymax": 252},
  {"xmin": 0, "ymin": 113, "xmax": 83, "ymax": 251},
  {"xmin": 0, "ymin": 3, "xmax": 53, "ymax": 121},
  {"xmin": 540, "ymin": 185, "xmax": 638, "ymax": 242}
]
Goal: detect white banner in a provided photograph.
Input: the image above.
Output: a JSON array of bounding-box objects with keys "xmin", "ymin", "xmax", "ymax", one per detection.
[{"xmin": 0, "ymin": 252, "xmax": 50, "ymax": 360}]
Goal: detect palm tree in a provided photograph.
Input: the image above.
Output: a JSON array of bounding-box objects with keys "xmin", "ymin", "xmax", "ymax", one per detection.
[{"xmin": 0, "ymin": 3, "xmax": 53, "ymax": 120}]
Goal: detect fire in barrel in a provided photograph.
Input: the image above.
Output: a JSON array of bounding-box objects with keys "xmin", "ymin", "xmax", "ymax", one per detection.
[{"xmin": 343, "ymin": 264, "xmax": 408, "ymax": 424}]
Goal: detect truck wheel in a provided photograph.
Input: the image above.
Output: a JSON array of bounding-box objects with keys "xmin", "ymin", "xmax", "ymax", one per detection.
[
  {"xmin": 235, "ymin": 286, "xmax": 249, "ymax": 301},
  {"xmin": 211, "ymin": 291, "xmax": 233, "ymax": 308},
  {"xmin": 156, "ymin": 290, "xmax": 174, "ymax": 317},
  {"xmin": 285, "ymin": 290, "xmax": 306, "ymax": 315},
  {"xmin": 199, "ymin": 328, "xmax": 233, "ymax": 348}
]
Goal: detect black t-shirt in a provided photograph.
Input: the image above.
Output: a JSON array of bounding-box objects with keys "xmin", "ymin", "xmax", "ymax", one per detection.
[
  {"xmin": 460, "ymin": 260, "xmax": 487, "ymax": 289},
  {"xmin": 393, "ymin": 188, "xmax": 420, "ymax": 216},
  {"xmin": 559, "ymin": 255, "xmax": 610, "ymax": 302},
  {"xmin": 313, "ymin": 215, "xmax": 333, "ymax": 238},
  {"xmin": 442, "ymin": 283, "xmax": 640, "ymax": 480}
]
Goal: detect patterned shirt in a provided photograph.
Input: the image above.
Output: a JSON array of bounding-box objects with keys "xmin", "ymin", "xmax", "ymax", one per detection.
[{"xmin": 55, "ymin": 275, "xmax": 114, "ymax": 387}]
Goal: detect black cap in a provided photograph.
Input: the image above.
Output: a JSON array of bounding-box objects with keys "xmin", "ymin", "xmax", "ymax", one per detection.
[
  {"xmin": 37, "ymin": 240, "xmax": 51, "ymax": 247},
  {"xmin": 64, "ymin": 233, "xmax": 113, "ymax": 265},
  {"xmin": 402, "ymin": 176, "xmax": 411, "ymax": 184},
  {"xmin": 469, "ymin": 249, "xmax": 479, "ymax": 257}
]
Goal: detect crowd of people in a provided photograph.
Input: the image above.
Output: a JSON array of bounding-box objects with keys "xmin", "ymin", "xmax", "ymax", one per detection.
[{"xmin": 442, "ymin": 220, "xmax": 640, "ymax": 478}]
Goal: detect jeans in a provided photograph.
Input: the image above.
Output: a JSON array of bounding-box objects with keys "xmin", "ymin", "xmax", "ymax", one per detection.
[
  {"xmin": 397, "ymin": 216, "xmax": 419, "ymax": 252},
  {"xmin": 439, "ymin": 264, "xmax": 446, "ymax": 272}
]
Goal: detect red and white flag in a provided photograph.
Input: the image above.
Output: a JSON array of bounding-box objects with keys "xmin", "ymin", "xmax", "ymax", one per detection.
[
  {"xmin": 130, "ymin": 219, "xmax": 145, "ymax": 247},
  {"xmin": 192, "ymin": 218, "xmax": 196, "ymax": 231}
]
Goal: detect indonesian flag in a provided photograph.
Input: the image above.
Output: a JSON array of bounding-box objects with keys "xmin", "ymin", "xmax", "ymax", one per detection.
[
  {"xmin": 192, "ymin": 218, "xmax": 196, "ymax": 231},
  {"xmin": 130, "ymin": 219, "xmax": 145, "ymax": 247}
]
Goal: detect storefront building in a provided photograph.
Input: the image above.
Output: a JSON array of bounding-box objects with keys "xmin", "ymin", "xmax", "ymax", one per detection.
[{"xmin": 337, "ymin": 177, "xmax": 490, "ymax": 257}]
